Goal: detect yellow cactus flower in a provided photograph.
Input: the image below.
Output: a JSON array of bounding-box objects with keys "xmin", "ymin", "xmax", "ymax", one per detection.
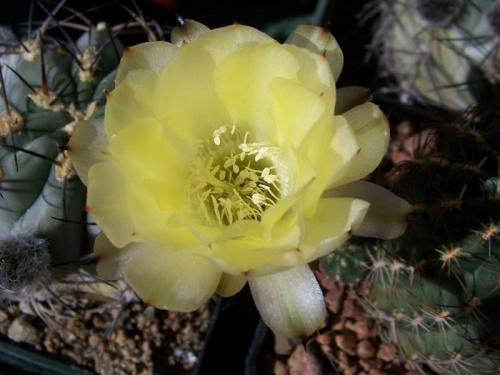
[{"xmin": 68, "ymin": 20, "xmax": 411, "ymax": 338}]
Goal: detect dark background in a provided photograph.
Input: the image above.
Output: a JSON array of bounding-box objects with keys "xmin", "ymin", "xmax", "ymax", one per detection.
[{"xmin": 0, "ymin": 0, "xmax": 376, "ymax": 88}]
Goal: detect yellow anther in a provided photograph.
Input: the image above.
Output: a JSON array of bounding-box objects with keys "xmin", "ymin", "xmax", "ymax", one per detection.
[{"xmin": 188, "ymin": 125, "xmax": 289, "ymax": 227}]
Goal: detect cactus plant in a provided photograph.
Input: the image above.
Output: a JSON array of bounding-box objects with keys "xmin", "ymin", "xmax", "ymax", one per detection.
[
  {"xmin": 0, "ymin": 1, "xmax": 161, "ymax": 302},
  {"xmin": 322, "ymin": 106, "xmax": 500, "ymax": 373},
  {"xmin": 372, "ymin": 0, "xmax": 500, "ymax": 112}
]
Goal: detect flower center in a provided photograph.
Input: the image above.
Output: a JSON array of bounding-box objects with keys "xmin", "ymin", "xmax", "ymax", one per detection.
[{"xmin": 188, "ymin": 125, "xmax": 289, "ymax": 227}]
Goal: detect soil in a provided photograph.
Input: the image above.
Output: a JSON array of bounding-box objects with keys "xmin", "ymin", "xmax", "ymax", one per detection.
[
  {"xmin": 0, "ymin": 271, "xmax": 418, "ymax": 375},
  {"xmin": 0, "ymin": 277, "xmax": 216, "ymax": 375},
  {"xmin": 257, "ymin": 272, "xmax": 418, "ymax": 375}
]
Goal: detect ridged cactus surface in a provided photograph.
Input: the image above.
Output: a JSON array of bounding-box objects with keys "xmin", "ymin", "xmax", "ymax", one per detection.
[
  {"xmin": 373, "ymin": 0, "xmax": 500, "ymax": 112},
  {"xmin": 322, "ymin": 106, "xmax": 500, "ymax": 374},
  {"xmin": 0, "ymin": 4, "xmax": 129, "ymax": 300}
]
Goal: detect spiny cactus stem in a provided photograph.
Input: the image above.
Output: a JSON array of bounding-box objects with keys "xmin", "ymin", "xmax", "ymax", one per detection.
[
  {"xmin": 27, "ymin": 0, "xmax": 35, "ymax": 38},
  {"xmin": 35, "ymin": 0, "xmax": 67, "ymax": 38},
  {"xmin": 0, "ymin": 65, "xmax": 23, "ymax": 171},
  {"xmin": 51, "ymin": 36, "xmax": 85, "ymax": 71},
  {"xmin": 129, "ymin": 0, "xmax": 154, "ymax": 38},
  {"xmin": 463, "ymin": 297, "xmax": 487, "ymax": 328},
  {"xmin": 118, "ymin": 0, "xmax": 158, "ymax": 42},
  {"xmin": 3, "ymin": 63, "xmax": 36, "ymax": 93},
  {"xmin": 0, "ymin": 65, "xmax": 11, "ymax": 117},
  {"xmin": 104, "ymin": 22, "xmax": 121, "ymax": 65},
  {"xmin": 1, "ymin": 143, "xmax": 63, "ymax": 167},
  {"xmin": 53, "ymin": 3, "xmax": 93, "ymax": 28},
  {"xmin": 39, "ymin": 32, "xmax": 49, "ymax": 95},
  {"xmin": 478, "ymin": 220, "xmax": 499, "ymax": 241},
  {"xmin": 52, "ymin": 80, "xmax": 72, "ymax": 106},
  {"xmin": 37, "ymin": 0, "xmax": 82, "ymax": 57},
  {"xmin": 14, "ymin": 33, "xmax": 31, "ymax": 55},
  {"xmin": 436, "ymin": 246, "xmax": 460, "ymax": 276},
  {"xmin": 55, "ymin": 151, "xmax": 75, "ymax": 181},
  {"xmin": 50, "ymin": 216, "xmax": 98, "ymax": 227}
]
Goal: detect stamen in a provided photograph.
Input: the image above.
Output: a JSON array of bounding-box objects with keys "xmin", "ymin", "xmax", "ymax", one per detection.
[{"xmin": 188, "ymin": 125, "xmax": 290, "ymax": 227}]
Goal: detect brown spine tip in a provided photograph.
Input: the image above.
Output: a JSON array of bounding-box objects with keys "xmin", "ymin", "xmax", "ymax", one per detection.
[
  {"xmin": 243, "ymin": 271, "xmax": 249, "ymax": 278},
  {"xmin": 321, "ymin": 51, "xmax": 327, "ymax": 60},
  {"xmin": 295, "ymin": 247, "xmax": 301, "ymax": 252},
  {"xmin": 356, "ymin": 148, "xmax": 362, "ymax": 155},
  {"xmin": 233, "ymin": 21, "xmax": 241, "ymax": 26},
  {"xmin": 83, "ymin": 205, "xmax": 91, "ymax": 213},
  {"xmin": 322, "ymin": 27, "xmax": 330, "ymax": 35},
  {"xmin": 320, "ymin": 92, "xmax": 324, "ymax": 97},
  {"xmin": 124, "ymin": 46, "xmax": 132, "ymax": 53},
  {"xmin": 347, "ymin": 229, "xmax": 353, "ymax": 238},
  {"xmin": 65, "ymin": 145, "xmax": 74, "ymax": 153},
  {"xmin": 104, "ymin": 90, "xmax": 112, "ymax": 99},
  {"xmin": 131, "ymin": 231, "xmax": 138, "ymax": 237}
]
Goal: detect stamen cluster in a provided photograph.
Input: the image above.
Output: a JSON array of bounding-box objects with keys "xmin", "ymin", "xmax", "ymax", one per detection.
[{"xmin": 188, "ymin": 125, "xmax": 289, "ymax": 226}]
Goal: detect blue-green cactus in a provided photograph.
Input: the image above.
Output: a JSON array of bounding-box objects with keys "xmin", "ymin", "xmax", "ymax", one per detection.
[{"xmin": 0, "ymin": 2, "xmax": 159, "ymax": 301}]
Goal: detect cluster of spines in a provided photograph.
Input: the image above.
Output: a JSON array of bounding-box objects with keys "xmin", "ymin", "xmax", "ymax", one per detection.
[
  {"xmin": 0, "ymin": 1, "xmax": 162, "ymax": 305},
  {"xmin": 322, "ymin": 106, "xmax": 500, "ymax": 373},
  {"xmin": 369, "ymin": 0, "xmax": 500, "ymax": 112}
]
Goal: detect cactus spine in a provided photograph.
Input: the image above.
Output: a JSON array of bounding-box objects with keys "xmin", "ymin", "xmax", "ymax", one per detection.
[
  {"xmin": 372, "ymin": 0, "xmax": 500, "ymax": 112},
  {"xmin": 0, "ymin": 2, "xmax": 161, "ymax": 302},
  {"xmin": 322, "ymin": 106, "xmax": 500, "ymax": 374}
]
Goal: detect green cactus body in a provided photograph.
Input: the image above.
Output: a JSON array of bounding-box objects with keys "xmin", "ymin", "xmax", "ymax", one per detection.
[
  {"xmin": 322, "ymin": 107, "xmax": 500, "ymax": 373},
  {"xmin": 374, "ymin": 0, "xmax": 499, "ymax": 112},
  {"xmin": 0, "ymin": 11, "xmax": 123, "ymax": 299}
]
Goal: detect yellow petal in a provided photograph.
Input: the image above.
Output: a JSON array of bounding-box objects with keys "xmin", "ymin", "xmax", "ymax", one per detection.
[
  {"xmin": 300, "ymin": 197, "xmax": 369, "ymax": 260},
  {"xmin": 199, "ymin": 23, "xmax": 275, "ymax": 48},
  {"xmin": 115, "ymin": 41, "xmax": 178, "ymax": 85},
  {"xmin": 214, "ymin": 43, "xmax": 299, "ymax": 143},
  {"xmin": 154, "ymin": 37, "xmax": 235, "ymax": 146},
  {"xmin": 87, "ymin": 161, "xmax": 140, "ymax": 248},
  {"xmin": 104, "ymin": 81, "xmax": 155, "ymax": 137},
  {"xmin": 282, "ymin": 44, "xmax": 335, "ymax": 115},
  {"xmin": 261, "ymin": 152, "xmax": 315, "ymax": 228},
  {"xmin": 324, "ymin": 181, "xmax": 411, "ymax": 239},
  {"xmin": 270, "ymin": 77, "xmax": 325, "ymax": 148},
  {"xmin": 67, "ymin": 119, "xmax": 108, "ymax": 185},
  {"xmin": 118, "ymin": 69, "xmax": 160, "ymax": 104},
  {"xmin": 299, "ymin": 115, "xmax": 360, "ymax": 216},
  {"xmin": 124, "ymin": 244, "xmax": 221, "ymax": 312},
  {"xmin": 330, "ymin": 103, "xmax": 389, "ymax": 187},
  {"xmin": 107, "ymin": 116, "xmax": 188, "ymax": 208},
  {"xmin": 127, "ymin": 187, "xmax": 199, "ymax": 247},
  {"xmin": 285, "ymin": 25, "xmax": 344, "ymax": 81},
  {"xmin": 249, "ymin": 265, "xmax": 326, "ymax": 338},
  {"xmin": 170, "ymin": 19, "xmax": 210, "ymax": 46},
  {"xmin": 216, "ymin": 273, "xmax": 247, "ymax": 297},
  {"xmin": 209, "ymin": 211, "xmax": 303, "ymax": 276},
  {"xmin": 94, "ymin": 232, "xmax": 141, "ymax": 279}
]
